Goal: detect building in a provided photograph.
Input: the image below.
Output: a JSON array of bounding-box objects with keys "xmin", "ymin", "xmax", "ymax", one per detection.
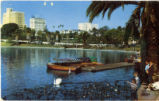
[
  {"xmin": 30, "ymin": 17, "xmax": 46, "ymax": 32},
  {"xmin": 3, "ymin": 8, "xmax": 25, "ymax": 28},
  {"xmin": 78, "ymin": 22, "xmax": 98, "ymax": 32},
  {"xmin": 60, "ymin": 29, "xmax": 81, "ymax": 34}
]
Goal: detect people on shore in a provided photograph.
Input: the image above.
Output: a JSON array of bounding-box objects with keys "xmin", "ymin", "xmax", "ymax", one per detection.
[
  {"xmin": 127, "ymin": 72, "xmax": 140, "ymax": 90},
  {"xmin": 145, "ymin": 60, "xmax": 150, "ymax": 73},
  {"xmin": 127, "ymin": 77, "xmax": 138, "ymax": 100},
  {"xmin": 129, "ymin": 79, "xmax": 138, "ymax": 90},
  {"xmin": 133, "ymin": 72, "xmax": 140, "ymax": 88},
  {"xmin": 144, "ymin": 60, "xmax": 155, "ymax": 90},
  {"xmin": 144, "ymin": 60, "xmax": 150, "ymax": 84},
  {"xmin": 146, "ymin": 61, "xmax": 155, "ymax": 90}
]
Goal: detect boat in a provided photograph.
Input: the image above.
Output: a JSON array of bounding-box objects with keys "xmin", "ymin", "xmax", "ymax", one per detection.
[
  {"xmin": 47, "ymin": 63, "xmax": 81, "ymax": 72},
  {"xmin": 47, "ymin": 57, "xmax": 103, "ymax": 72}
]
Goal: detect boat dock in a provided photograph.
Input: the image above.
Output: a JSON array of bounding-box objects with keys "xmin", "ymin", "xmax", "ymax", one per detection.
[{"xmin": 81, "ymin": 62, "xmax": 135, "ymax": 72}]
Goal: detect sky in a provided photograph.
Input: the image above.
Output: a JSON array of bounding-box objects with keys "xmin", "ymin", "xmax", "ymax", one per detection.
[{"xmin": 1, "ymin": 1, "xmax": 136, "ymax": 32}]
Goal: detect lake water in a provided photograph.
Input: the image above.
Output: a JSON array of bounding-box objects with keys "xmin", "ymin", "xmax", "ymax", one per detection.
[{"xmin": 1, "ymin": 47, "xmax": 136, "ymax": 99}]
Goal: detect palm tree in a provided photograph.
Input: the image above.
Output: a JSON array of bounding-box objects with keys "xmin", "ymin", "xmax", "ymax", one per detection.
[{"xmin": 87, "ymin": 1, "xmax": 159, "ymax": 80}]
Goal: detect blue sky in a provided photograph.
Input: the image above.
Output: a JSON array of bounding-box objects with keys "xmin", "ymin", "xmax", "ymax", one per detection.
[{"xmin": 1, "ymin": 1, "xmax": 136, "ymax": 31}]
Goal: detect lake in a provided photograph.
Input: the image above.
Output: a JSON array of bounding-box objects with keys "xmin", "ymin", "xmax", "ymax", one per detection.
[{"xmin": 1, "ymin": 47, "xmax": 136, "ymax": 100}]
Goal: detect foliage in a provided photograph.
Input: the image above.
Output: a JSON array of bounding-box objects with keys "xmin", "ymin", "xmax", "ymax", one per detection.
[
  {"xmin": 87, "ymin": 1, "xmax": 159, "ymax": 79},
  {"xmin": 1, "ymin": 23, "xmax": 19, "ymax": 39},
  {"xmin": 13, "ymin": 29, "xmax": 23, "ymax": 41},
  {"xmin": 124, "ymin": 12, "xmax": 140, "ymax": 45},
  {"xmin": 79, "ymin": 31, "xmax": 90, "ymax": 46}
]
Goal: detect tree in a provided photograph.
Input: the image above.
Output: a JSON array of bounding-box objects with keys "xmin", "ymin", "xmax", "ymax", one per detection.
[
  {"xmin": 103, "ymin": 28, "xmax": 124, "ymax": 45},
  {"xmin": 124, "ymin": 14, "xmax": 140, "ymax": 46},
  {"xmin": 87, "ymin": 1, "xmax": 159, "ymax": 81},
  {"xmin": 99, "ymin": 26, "xmax": 109, "ymax": 32},
  {"xmin": 99, "ymin": 26, "xmax": 109, "ymax": 43},
  {"xmin": 25, "ymin": 27, "xmax": 32, "ymax": 42},
  {"xmin": 1, "ymin": 23, "xmax": 19, "ymax": 39},
  {"xmin": 79, "ymin": 31, "xmax": 90, "ymax": 47},
  {"xmin": 30, "ymin": 29, "xmax": 36, "ymax": 42},
  {"xmin": 44, "ymin": 28, "xmax": 51, "ymax": 42},
  {"xmin": 37, "ymin": 30, "xmax": 43, "ymax": 44},
  {"xmin": 55, "ymin": 31, "xmax": 61, "ymax": 42},
  {"xmin": 13, "ymin": 29, "xmax": 23, "ymax": 42}
]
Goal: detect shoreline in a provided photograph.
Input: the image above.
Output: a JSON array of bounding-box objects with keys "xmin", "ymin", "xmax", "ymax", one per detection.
[{"xmin": 1, "ymin": 45, "xmax": 138, "ymax": 53}]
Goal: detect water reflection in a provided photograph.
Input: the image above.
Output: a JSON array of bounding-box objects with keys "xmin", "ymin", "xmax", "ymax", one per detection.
[
  {"xmin": 1, "ymin": 47, "xmax": 135, "ymax": 97},
  {"xmin": 46, "ymin": 69, "xmax": 71, "ymax": 78}
]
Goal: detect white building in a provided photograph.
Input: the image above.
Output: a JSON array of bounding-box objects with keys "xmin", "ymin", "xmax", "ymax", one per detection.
[
  {"xmin": 60, "ymin": 29, "xmax": 81, "ymax": 34},
  {"xmin": 30, "ymin": 17, "xmax": 46, "ymax": 32},
  {"xmin": 78, "ymin": 22, "xmax": 98, "ymax": 32}
]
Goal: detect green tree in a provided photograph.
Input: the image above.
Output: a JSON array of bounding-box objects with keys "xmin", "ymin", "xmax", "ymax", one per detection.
[
  {"xmin": 89, "ymin": 28, "xmax": 98, "ymax": 44},
  {"xmin": 13, "ymin": 29, "xmax": 23, "ymax": 42},
  {"xmin": 37, "ymin": 30, "xmax": 43, "ymax": 44},
  {"xmin": 55, "ymin": 31, "xmax": 61, "ymax": 42},
  {"xmin": 87, "ymin": 1, "xmax": 159, "ymax": 80},
  {"xmin": 25, "ymin": 27, "xmax": 32, "ymax": 42},
  {"xmin": 1, "ymin": 23, "xmax": 19, "ymax": 39},
  {"xmin": 50, "ymin": 32, "xmax": 55, "ymax": 45},
  {"xmin": 79, "ymin": 31, "xmax": 90, "ymax": 47},
  {"xmin": 98, "ymin": 26, "xmax": 109, "ymax": 44},
  {"xmin": 30, "ymin": 29, "xmax": 36, "ymax": 41},
  {"xmin": 44, "ymin": 28, "xmax": 50, "ymax": 42},
  {"xmin": 124, "ymin": 15, "xmax": 140, "ymax": 46}
]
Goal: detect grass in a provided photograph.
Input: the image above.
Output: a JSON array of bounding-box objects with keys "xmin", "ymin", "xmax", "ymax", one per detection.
[{"xmin": 1, "ymin": 42, "xmax": 13, "ymax": 46}]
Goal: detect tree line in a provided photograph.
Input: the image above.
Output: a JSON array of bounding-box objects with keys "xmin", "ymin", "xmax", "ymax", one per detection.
[{"xmin": 1, "ymin": 23, "xmax": 137, "ymax": 47}]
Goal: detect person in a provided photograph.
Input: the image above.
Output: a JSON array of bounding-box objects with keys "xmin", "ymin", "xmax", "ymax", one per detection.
[
  {"xmin": 127, "ymin": 79, "xmax": 137, "ymax": 90},
  {"xmin": 146, "ymin": 61, "xmax": 154, "ymax": 90},
  {"xmin": 145, "ymin": 60, "xmax": 150, "ymax": 84},
  {"xmin": 127, "ymin": 79, "xmax": 138, "ymax": 100},
  {"xmin": 133, "ymin": 72, "xmax": 140, "ymax": 88},
  {"xmin": 145, "ymin": 60, "xmax": 150, "ymax": 73}
]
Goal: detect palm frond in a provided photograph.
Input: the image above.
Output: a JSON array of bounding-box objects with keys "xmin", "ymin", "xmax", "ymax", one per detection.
[
  {"xmin": 102, "ymin": 2, "xmax": 110, "ymax": 18},
  {"xmin": 87, "ymin": 1, "xmax": 139, "ymax": 22},
  {"xmin": 107, "ymin": 2, "xmax": 124, "ymax": 20},
  {"xmin": 87, "ymin": 1, "xmax": 106, "ymax": 22},
  {"xmin": 124, "ymin": 6, "xmax": 141, "ymax": 44}
]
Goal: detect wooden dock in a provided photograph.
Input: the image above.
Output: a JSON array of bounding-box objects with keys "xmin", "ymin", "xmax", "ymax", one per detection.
[{"xmin": 81, "ymin": 62, "xmax": 135, "ymax": 72}]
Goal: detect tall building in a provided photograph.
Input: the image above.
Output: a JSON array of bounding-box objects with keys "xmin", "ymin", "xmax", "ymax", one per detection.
[
  {"xmin": 30, "ymin": 17, "xmax": 46, "ymax": 32},
  {"xmin": 78, "ymin": 22, "xmax": 98, "ymax": 32},
  {"xmin": 3, "ymin": 8, "xmax": 25, "ymax": 28}
]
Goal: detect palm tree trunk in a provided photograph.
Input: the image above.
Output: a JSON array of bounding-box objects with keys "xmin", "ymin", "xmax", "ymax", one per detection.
[{"xmin": 141, "ymin": 5, "xmax": 159, "ymax": 82}]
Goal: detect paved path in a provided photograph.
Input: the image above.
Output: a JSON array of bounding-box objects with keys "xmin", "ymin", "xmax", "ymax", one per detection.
[
  {"xmin": 81, "ymin": 62, "xmax": 134, "ymax": 72},
  {"xmin": 137, "ymin": 84, "xmax": 159, "ymax": 100}
]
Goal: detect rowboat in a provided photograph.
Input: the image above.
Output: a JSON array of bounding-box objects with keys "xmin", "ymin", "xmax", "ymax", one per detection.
[
  {"xmin": 47, "ymin": 63, "xmax": 81, "ymax": 72},
  {"xmin": 47, "ymin": 62, "xmax": 103, "ymax": 72},
  {"xmin": 47, "ymin": 57, "xmax": 103, "ymax": 72}
]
